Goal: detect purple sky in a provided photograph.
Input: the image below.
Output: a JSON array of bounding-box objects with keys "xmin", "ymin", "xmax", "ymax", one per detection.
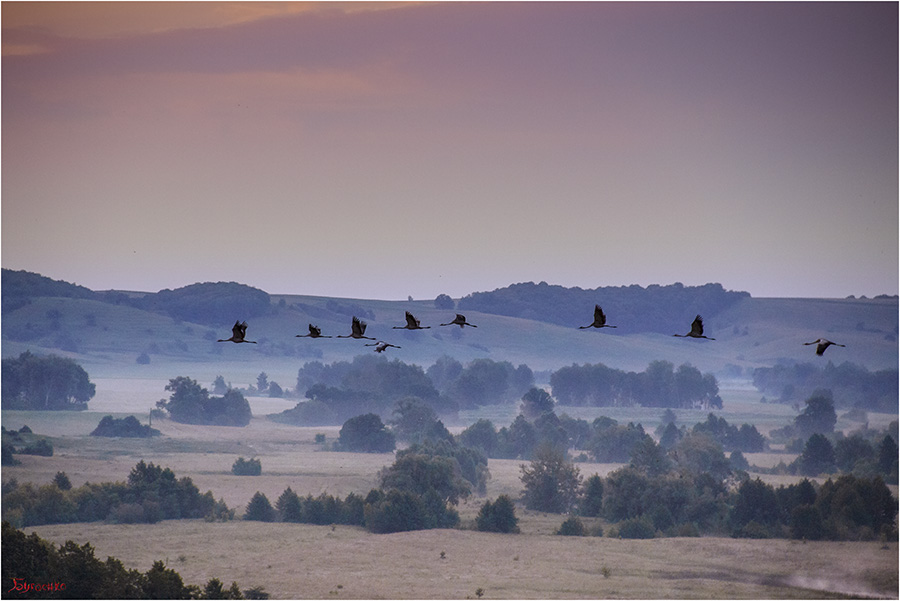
[{"xmin": 3, "ymin": 2, "xmax": 897, "ymax": 300}]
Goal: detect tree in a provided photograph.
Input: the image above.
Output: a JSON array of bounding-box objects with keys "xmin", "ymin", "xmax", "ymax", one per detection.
[
  {"xmin": 232, "ymin": 457, "xmax": 262, "ymax": 476},
  {"xmin": 520, "ymin": 445, "xmax": 582, "ymax": 513},
  {"xmin": 877, "ymin": 435, "xmax": 898, "ymax": 483},
  {"xmin": 244, "ymin": 492, "xmax": 275, "ymax": 522},
  {"xmin": 458, "ymin": 419, "xmax": 499, "ymax": 457},
  {"xmin": 364, "ymin": 489, "xmax": 427, "ymax": 533},
  {"xmin": 794, "ymin": 393, "xmax": 837, "ymax": 437},
  {"xmin": 434, "ymin": 294, "xmax": 455, "ymax": 310},
  {"xmin": 53, "ymin": 472, "xmax": 72, "ymax": 491},
  {"xmin": 380, "ymin": 452, "xmax": 471, "ymax": 505},
  {"xmin": 276, "ymin": 487, "xmax": 303, "ymax": 522},
  {"xmin": 476, "ymin": 495, "xmax": 519, "ymax": 533},
  {"xmin": 256, "ymin": 372, "xmax": 269, "ymax": 394},
  {"xmin": 580, "ymin": 474, "xmax": 604, "ymax": 517},
  {"xmin": 795, "ymin": 434, "xmax": 836, "ymax": 476},
  {"xmin": 157, "ymin": 377, "xmax": 251, "ymax": 426},
  {"xmin": 520, "ymin": 387, "xmax": 554, "ymax": 420},
  {"xmin": 732, "ymin": 478, "xmax": 779, "ymax": 531},
  {"xmin": 212, "ymin": 375, "xmax": 228, "ymax": 395},
  {"xmin": 1, "ymin": 352, "xmax": 95, "ymax": 410},
  {"xmin": 338, "ymin": 414, "xmax": 396, "ymax": 453},
  {"xmin": 673, "ymin": 432, "xmax": 731, "ymax": 481},
  {"xmin": 390, "ymin": 396, "xmax": 439, "ymax": 443},
  {"xmin": 157, "ymin": 376, "xmax": 208, "ymax": 424}
]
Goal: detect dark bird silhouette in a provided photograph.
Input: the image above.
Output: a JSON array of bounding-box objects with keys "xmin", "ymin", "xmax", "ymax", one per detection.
[
  {"xmin": 217, "ymin": 320, "xmax": 256, "ymax": 343},
  {"xmin": 366, "ymin": 341, "xmax": 401, "ymax": 353},
  {"xmin": 337, "ymin": 316, "xmax": 375, "ymax": 340},
  {"xmin": 440, "ymin": 313, "xmax": 477, "ymax": 328},
  {"xmin": 804, "ymin": 338, "xmax": 845, "ymax": 356},
  {"xmin": 673, "ymin": 315, "xmax": 714, "ymax": 340},
  {"xmin": 393, "ymin": 311, "xmax": 430, "ymax": 330},
  {"xmin": 579, "ymin": 305, "xmax": 617, "ymax": 329},
  {"xmin": 296, "ymin": 324, "xmax": 331, "ymax": 338}
]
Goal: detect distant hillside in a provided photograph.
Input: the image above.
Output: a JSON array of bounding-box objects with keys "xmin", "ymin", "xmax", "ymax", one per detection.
[
  {"xmin": 458, "ymin": 281, "xmax": 749, "ymax": 333},
  {"xmin": 2, "ymin": 269, "xmax": 97, "ymax": 314},
  {"xmin": 1, "ymin": 269, "xmax": 896, "ymax": 381}
]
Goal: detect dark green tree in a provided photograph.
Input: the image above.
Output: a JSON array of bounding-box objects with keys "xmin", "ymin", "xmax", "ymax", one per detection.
[
  {"xmin": 557, "ymin": 516, "xmax": 587, "ymax": 536},
  {"xmin": 390, "ymin": 396, "xmax": 439, "ymax": 443},
  {"xmin": 380, "ymin": 452, "xmax": 471, "ymax": 505},
  {"xmin": 338, "ymin": 413, "xmax": 396, "ymax": 453},
  {"xmin": 476, "ymin": 495, "xmax": 519, "ymax": 533},
  {"xmin": 580, "ymin": 474, "xmax": 604, "ymax": 517},
  {"xmin": 364, "ymin": 489, "xmax": 427, "ymax": 533},
  {"xmin": 458, "ymin": 419, "xmax": 499, "ymax": 457},
  {"xmin": 795, "ymin": 434, "xmax": 836, "ymax": 476},
  {"xmin": 276, "ymin": 488, "xmax": 303, "ymax": 522},
  {"xmin": 243, "ymin": 492, "xmax": 275, "ymax": 522},
  {"xmin": 794, "ymin": 393, "xmax": 837, "ymax": 437},
  {"xmin": 520, "ymin": 445, "xmax": 582, "ymax": 513},
  {"xmin": 520, "ymin": 387, "xmax": 554, "ymax": 420}
]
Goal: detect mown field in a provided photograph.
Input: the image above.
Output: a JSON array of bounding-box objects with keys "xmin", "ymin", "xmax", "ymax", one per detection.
[{"xmin": 4, "ymin": 381, "xmax": 899, "ymax": 600}]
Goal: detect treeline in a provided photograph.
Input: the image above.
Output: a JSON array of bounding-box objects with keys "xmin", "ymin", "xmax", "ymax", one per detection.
[
  {"xmin": 278, "ymin": 356, "xmax": 722, "ymax": 427},
  {"xmin": 1, "ymin": 352, "xmax": 96, "ymax": 411},
  {"xmin": 2, "ymin": 461, "xmax": 232, "ymax": 528},
  {"xmin": 752, "ymin": 361, "xmax": 898, "ymax": 412},
  {"xmin": 519, "ymin": 438, "xmax": 897, "ymax": 541},
  {"xmin": 458, "ymin": 281, "xmax": 748, "ymax": 332},
  {"xmin": 2, "ymin": 521, "xmax": 263, "ymax": 599},
  {"xmin": 274, "ymin": 355, "xmax": 534, "ymax": 426},
  {"xmin": 550, "ymin": 360, "xmax": 722, "ymax": 409}
]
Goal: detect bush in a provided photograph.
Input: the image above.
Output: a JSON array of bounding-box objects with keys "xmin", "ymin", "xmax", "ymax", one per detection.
[
  {"xmin": 232, "ymin": 457, "xmax": 262, "ymax": 476},
  {"xmin": 91, "ymin": 415, "xmax": 160, "ymax": 438},
  {"xmin": 616, "ymin": 517, "xmax": 656, "ymax": 539},
  {"xmin": 557, "ymin": 516, "xmax": 587, "ymax": 536},
  {"xmin": 20, "ymin": 439, "xmax": 53, "ymax": 456},
  {"xmin": 476, "ymin": 496, "xmax": 519, "ymax": 533}
]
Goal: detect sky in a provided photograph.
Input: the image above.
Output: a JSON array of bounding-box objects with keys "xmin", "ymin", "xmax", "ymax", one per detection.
[{"xmin": 2, "ymin": 1, "xmax": 897, "ymax": 300}]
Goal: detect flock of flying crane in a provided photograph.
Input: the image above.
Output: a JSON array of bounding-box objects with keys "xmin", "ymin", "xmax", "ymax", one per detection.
[{"xmin": 216, "ymin": 305, "xmax": 846, "ymax": 356}]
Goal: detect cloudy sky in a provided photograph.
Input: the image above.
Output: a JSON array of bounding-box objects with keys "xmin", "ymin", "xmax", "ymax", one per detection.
[{"xmin": 3, "ymin": 1, "xmax": 897, "ymax": 300}]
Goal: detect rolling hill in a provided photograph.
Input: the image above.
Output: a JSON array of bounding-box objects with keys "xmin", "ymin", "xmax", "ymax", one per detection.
[{"xmin": 1, "ymin": 269, "xmax": 897, "ymax": 391}]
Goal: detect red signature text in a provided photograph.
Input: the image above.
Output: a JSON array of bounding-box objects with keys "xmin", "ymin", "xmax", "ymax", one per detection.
[{"xmin": 8, "ymin": 578, "xmax": 67, "ymax": 593}]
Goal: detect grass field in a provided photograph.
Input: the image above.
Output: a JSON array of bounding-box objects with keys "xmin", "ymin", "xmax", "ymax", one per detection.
[
  {"xmin": 5, "ymin": 393, "xmax": 899, "ymax": 599},
  {"xmin": 25, "ymin": 520, "xmax": 899, "ymax": 599}
]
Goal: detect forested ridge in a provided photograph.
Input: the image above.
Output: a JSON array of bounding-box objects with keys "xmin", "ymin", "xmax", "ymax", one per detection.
[{"xmin": 458, "ymin": 281, "xmax": 750, "ymax": 332}]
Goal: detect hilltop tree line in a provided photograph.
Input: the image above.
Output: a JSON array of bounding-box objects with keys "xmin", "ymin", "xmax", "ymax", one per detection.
[
  {"xmin": 458, "ymin": 281, "xmax": 749, "ymax": 332},
  {"xmin": 752, "ymin": 361, "xmax": 898, "ymax": 412},
  {"xmin": 2, "ymin": 521, "xmax": 263, "ymax": 600},
  {"xmin": 2, "ymin": 461, "xmax": 232, "ymax": 528}
]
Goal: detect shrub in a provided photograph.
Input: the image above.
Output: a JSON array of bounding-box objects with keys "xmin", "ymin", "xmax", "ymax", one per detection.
[
  {"xmin": 616, "ymin": 517, "xmax": 656, "ymax": 539},
  {"xmin": 20, "ymin": 439, "xmax": 53, "ymax": 456},
  {"xmin": 557, "ymin": 516, "xmax": 586, "ymax": 536},
  {"xmin": 232, "ymin": 457, "xmax": 262, "ymax": 476}
]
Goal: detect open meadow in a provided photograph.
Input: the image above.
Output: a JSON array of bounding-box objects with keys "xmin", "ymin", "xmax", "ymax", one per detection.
[{"xmin": 4, "ymin": 380, "xmax": 899, "ymax": 599}]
